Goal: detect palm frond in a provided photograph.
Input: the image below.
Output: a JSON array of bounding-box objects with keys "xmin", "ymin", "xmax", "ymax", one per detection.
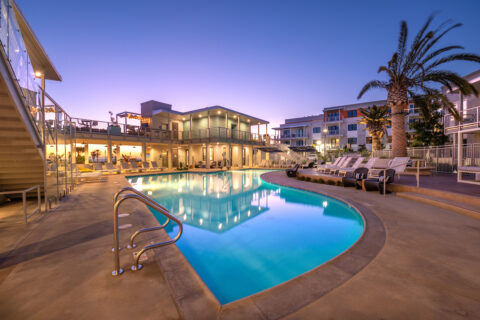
[
  {"xmin": 357, "ymin": 80, "xmax": 388, "ymax": 99},
  {"xmin": 423, "ymin": 70, "xmax": 478, "ymax": 96},
  {"xmin": 397, "ymin": 21, "xmax": 408, "ymax": 70},
  {"xmin": 420, "ymin": 45, "xmax": 464, "ymax": 65},
  {"xmin": 425, "ymin": 53, "xmax": 480, "ymax": 71}
]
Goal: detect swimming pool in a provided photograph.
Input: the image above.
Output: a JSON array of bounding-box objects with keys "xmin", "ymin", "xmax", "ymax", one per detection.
[{"xmin": 128, "ymin": 170, "xmax": 364, "ymax": 304}]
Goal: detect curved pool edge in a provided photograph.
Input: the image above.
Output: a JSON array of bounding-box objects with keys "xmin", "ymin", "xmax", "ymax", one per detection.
[
  {"xmin": 217, "ymin": 171, "xmax": 386, "ymax": 319},
  {"xmin": 125, "ymin": 170, "xmax": 386, "ymax": 320}
]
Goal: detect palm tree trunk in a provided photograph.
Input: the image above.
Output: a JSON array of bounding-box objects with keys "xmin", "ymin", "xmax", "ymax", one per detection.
[
  {"xmin": 388, "ymin": 87, "xmax": 408, "ymax": 157},
  {"xmin": 372, "ymin": 134, "xmax": 381, "ymax": 152}
]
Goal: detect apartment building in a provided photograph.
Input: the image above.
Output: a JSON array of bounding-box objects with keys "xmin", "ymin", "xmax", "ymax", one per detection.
[{"xmin": 274, "ymin": 99, "xmax": 422, "ymax": 152}]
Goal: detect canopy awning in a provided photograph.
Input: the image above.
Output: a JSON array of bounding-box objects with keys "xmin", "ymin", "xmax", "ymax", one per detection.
[
  {"xmin": 257, "ymin": 147, "xmax": 283, "ymax": 153},
  {"xmin": 289, "ymin": 146, "xmax": 316, "ymax": 152}
]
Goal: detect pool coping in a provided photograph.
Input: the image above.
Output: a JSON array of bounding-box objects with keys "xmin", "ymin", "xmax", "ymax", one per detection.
[{"xmin": 126, "ymin": 170, "xmax": 386, "ymax": 319}]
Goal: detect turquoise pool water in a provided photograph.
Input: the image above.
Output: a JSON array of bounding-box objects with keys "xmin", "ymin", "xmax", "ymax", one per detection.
[{"xmin": 128, "ymin": 170, "xmax": 364, "ymax": 304}]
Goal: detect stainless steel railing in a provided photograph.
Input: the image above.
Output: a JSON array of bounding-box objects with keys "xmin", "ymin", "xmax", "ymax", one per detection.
[{"xmin": 112, "ymin": 187, "xmax": 183, "ymax": 276}]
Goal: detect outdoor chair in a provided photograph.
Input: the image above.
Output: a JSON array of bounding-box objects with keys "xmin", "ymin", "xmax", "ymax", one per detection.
[
  {"xmin": 142, "ymin": 161, "xmax": 154, "ymax": 171},
  {"xmin": 317, "ymin": 156, "xmax": 344, "ymax": 173},
  {"xmin": 130, "ymin": 161, "xmax": 142, "ymax": 172},
  {"xmin": 105, "ymin": 162, "xmax": 120, "ymax": 174},
  {"xmin": 286, "ymin": 164, "xmax": 300, "ymax": 177},
  {"xmin": 329, "ymin": 157, "xmax": 355, "ymax": 175},
  {"xmin": 120, "ymin": 161, "xmax": 133, "ymax": 173},
  {"xmin": 337, "ymin": 157, "xmax": 365, "ymax": 176},
  {"xmin": 92, "ymin": 162, "xmax": 108, "ymax": 174},
  {"xmin": 363, "ymin": 169, "xmax": 396, "ymax": 194},
  {"xmin": 302, "ymin": 161, "xmax": 314, "ymax": 169},
  {"xmin": 342, "ymin": 167, "xmax": 369, "ymax": 188},
  {"xmin": 150, "ymin": 161, "xmax": 164, "ymax": 171}
]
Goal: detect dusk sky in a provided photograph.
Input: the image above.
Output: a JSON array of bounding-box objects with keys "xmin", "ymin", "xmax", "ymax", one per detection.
[{"xmin": 18, "ymin": 0, "xmax": 480, "ymax": 132}]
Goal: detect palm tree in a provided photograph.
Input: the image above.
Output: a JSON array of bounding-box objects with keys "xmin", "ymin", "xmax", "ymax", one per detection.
[
  {"xmin": 359, "ymin": 105, "xmax": 390, "ymax": 152},
  {"xmin": 358, "ymin": 15, "xmax": 480, "ymax": 157}
]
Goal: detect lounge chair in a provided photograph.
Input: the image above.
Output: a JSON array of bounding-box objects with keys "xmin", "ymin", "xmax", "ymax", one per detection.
[
  {"xmin": 286, "ymin": 164, "xmax": 300, "ymax": 177},
  {"xmin": 302, "ymin": 161, "xmax": 314, "ymax": 169},
  {"xmin": 120, "ymin": 161, "xmax": 133, "ymax": 173},
  {"xmin": 92, "ymin": 163, "xmax": 108, "ymax": 174},
  {"xmin": 105, "ymin": 162, "xmax": 120, "ymax": 174},
  {"xmin": 337, "ymin": 157, "xmax": 365, "ymax": 176},
  {"xmin": 317, "ymin": 157, "xmax": 344, "ymax": 173},
  {"xmin": 328, "ymin": 157, "xmax": 355, "ymax": 175},
  {"xmin": 72, "ymin": 164, "xmax": 104, "ymax": 182},
  {"xmin": 142, "ymin": 161, "xmax": 154, "ymax": 171},
  {"xmin": 130, "ymin": 161, "xmax": 142, "ymax": 172},
  {"xmin": 150, "ymin": 161, "xmax": 164, "ymax": 171},
  {"xmin": 363, "ymin": 169, "xmax": 396, "ymax": 194},
  {"xmin": 342, "ymin": 168, "xmax": 369, "ymax": 188}
]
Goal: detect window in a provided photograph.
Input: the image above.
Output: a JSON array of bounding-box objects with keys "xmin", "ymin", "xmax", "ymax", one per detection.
[
  {"xmin": 282, "ymin": 129, "xmax": 290, "ymax": 138},
  {"xmin": 328, "ymin": 125, "xmax": 339, "ymax": 135},
  {"xmin": 409, "ymin": 104, "xmax": 416, "ymax": 114},
  {"xmin": 295, "ymin": 140, "xmax": 304, "ymax": 146},
  {"xmin": 313, "ymin": 127, "xmax": 321, "ymax": 133},
  {"xmin": 347, "ymin": 124, "xmax": 357, "ymax": 131},
  {"xmin": 295, "ymin": 128, "xmax": 304, "ymax": 137},
  {"xmin": 348, "ymin": 137, "xmax": 357, "ymax": 145},
  {"xmin": 366, "ymin": 137, "xmax": 372, "ymax": 144},
  {"xmin": 327, "ymin": 112, "xmax": 340, "ymax": 122},
  {"xmin": 347, "ymin": 110, "xmax": 357, "ymax": 117}
]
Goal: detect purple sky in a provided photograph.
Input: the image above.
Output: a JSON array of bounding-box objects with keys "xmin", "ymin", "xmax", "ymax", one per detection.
[{"xmin": 18, "ymin": 0, "xmax": 480, "ymax": 132}]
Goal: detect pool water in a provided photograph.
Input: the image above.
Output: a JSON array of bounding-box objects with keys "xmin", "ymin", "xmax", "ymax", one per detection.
[{"xmin": 128, "ymin": 170, "xmax": 364, "ymax": 304}]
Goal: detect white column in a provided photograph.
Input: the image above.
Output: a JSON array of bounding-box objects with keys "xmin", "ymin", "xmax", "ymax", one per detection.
[
  {"xmin": 207, "ymin": 111, "xmax": 210, "ymax": 138},
  {"xmin": 205, "ymin": 143, "xmax": 210, "ymax": 169},
  {"xmin": 107, "ymin": 140, "xmax": 112, "ymax": 163},
  {"xmin": 142, "ymin": 142, "xmax": 147, "ymax": 162},
  {"xmin": 240, "ymin": 144, "xmax": 244, "ymax": 168},
  {"xmin": 168, "ymin": 143, "xmax": 173, "ymax": 169},
  {"xmin": 457, "ymin": 131, "xmax": 463, "ymax": 181}
]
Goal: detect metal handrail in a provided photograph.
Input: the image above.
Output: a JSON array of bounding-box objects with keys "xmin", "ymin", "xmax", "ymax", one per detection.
[{"xmin": 112, "ymin": 188, "xmax": 183, "ymax": 276}]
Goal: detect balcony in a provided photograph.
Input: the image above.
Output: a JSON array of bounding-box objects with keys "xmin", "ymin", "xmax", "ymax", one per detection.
[
  {"xmin": 73, "ymin": 121, "xmax": 267, "ymax": 145},
  {"xmin": 444, "ymin": 107, "xmax": 480, "ymax": 134}
]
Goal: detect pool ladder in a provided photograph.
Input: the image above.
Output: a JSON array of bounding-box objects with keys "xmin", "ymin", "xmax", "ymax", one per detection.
[{"xmin": 112, "ymin": 187, "xmax": 183, "ymax": 276}]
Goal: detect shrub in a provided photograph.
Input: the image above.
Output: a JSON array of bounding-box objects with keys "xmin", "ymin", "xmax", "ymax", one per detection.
[
  {"xmin": 305, "ymin": 177, "xmax": 311, "ymax": 182},
  {"xmin": 297, "ymin": 176, "xmax": 305, "ymax": 181},
  {"xmin": 336, "ymin": 181, "xmax": 343, "ymax": 186},
  {"xmin": 318, "ymin": 178, "xmax": 325, "ymax": 184},
  {"xmin": 327, "ymin": 180, "xmax": 335, "ymax": 185}
]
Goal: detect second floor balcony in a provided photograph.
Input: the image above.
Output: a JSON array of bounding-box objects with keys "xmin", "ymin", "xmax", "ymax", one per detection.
[
  {"xmin": 444, "ymin": 106, "xmax": 480, "ymax": 134},
  {"xmin": 72, "ymin": 119, "xmax": 268, "ymax": 145}
]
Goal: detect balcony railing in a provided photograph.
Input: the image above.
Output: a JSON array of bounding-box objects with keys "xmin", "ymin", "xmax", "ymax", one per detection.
[
  {"xmin": 444, "ymin": 106, "xmax": 480, "ymax": 133},
  {"xmin": 72, "ymin": 120, "xmax": 267, "ymax": 144}
]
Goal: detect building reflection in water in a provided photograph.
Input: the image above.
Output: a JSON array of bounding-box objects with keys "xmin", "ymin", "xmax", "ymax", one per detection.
[
  {"xmin": 129, "ymin": 170, "xmax": 275, "ymax": 233},
  {"xmin": 128, "ymin": 170, "xmax": 361, "ymax": 233}
]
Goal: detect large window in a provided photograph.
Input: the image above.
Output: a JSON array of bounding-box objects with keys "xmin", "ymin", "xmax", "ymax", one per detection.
[
  {"xmin": 347, "ymin": 110, "xmax": 357, "ymax": 117},
  {"xmin": 328, "ymin": 126, "xmax": 339, "ymax": 135},
  {"xmin": 295, "ymin": 140, "xmax": 304, "ymax": 146},
  {"xmin": 347, "ymin": 124, "xmax": 357, "ymax": 131},
  {"xmin": 295, "ymin": 128, "xmax": 304, "ymax": 137},
  {"xmin": 282, "ymin": 129, "xmax": 290, "ymax": 138},
  {"xmin": 313, "ymin": 127, "xmax": 321, "ymax": 133},
  {"xmin": 327, "ymin": 112, "xmax": 340, "ymax": 122},
  {"xmin": 347, "ymin": 137, "xmax": 357, "ymax": 145}
]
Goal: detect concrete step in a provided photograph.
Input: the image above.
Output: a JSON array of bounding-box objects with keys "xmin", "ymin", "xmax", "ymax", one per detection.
[{"xmin": 396, "ymin": 192, "xmax": 480, "ymax": 220}]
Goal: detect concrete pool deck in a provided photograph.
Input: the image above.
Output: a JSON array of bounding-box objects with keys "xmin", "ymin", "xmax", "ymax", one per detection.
[{"xmin": 0, "ymin": 170, "xmax": 479, "ymax": 319}]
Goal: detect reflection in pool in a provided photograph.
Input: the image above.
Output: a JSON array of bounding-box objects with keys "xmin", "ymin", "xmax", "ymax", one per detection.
[{"xmin": 128, "ymin": 170, "xmax": 364, "ymax": 304}]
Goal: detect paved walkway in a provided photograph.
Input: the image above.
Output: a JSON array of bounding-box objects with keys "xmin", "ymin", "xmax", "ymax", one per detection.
[
  {"xmin": 0, "ymin": 171, "xmax": 479, "ymax": 319},
  {"xmin": 0, "ymin": 175, "xmax": 181, "ymax": 320},
  {"xmin": 262, "ymin": 171, "xmax": 480, "ymax": 319}
]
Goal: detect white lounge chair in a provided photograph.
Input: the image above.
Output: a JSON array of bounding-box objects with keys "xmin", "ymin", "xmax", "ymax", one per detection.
[
  {"xmin": 329, "ymin": 157, "xmax": 357, "ymax": 175},
  {"xmin": 337, "ymin": 157, "xmax": 365, "ymax": 176},
  {"xmin": 120, "ymin": 161, "xmax": 133, "ymax": 173},
  {"xmin": 92, "ymin": 163, "xmax": 108, "ymax": 174},
  {"xmin": 317, "ymin": 157, "xmax": 344, "ymax": 173},
  {"xmin": 130, "ymin": 161, "xmax": 142, "ymax": 172}
]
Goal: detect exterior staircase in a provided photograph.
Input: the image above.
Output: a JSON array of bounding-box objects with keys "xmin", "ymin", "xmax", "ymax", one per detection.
[{"xmin": 0, "ymin": 77, "xmax": 44, "ymax": 194}]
